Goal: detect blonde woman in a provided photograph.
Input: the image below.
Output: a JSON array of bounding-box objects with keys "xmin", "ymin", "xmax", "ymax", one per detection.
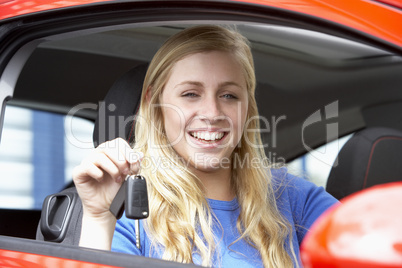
[{"xmin": 73, "ymin": 25, "xmax": 337, "ymax": 267}]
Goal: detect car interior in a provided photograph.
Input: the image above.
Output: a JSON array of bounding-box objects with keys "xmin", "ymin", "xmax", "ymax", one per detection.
[
  {"xmin": 1, "ymin": 4, "xmax": 402, "ymax": 265},
  {"xmin": 327, "ymin": 126, "xmax": 402, "ymax": 199}
]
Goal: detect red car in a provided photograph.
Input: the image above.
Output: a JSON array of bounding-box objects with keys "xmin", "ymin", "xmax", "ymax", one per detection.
[{"xmin": 0, "ymin": 0, "xmax": 401, "ymax": 267}]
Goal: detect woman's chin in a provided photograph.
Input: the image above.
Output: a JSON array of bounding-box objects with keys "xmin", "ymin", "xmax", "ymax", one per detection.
[{"xmin": 187, "ymin": 158, "xmax": 231, "ymax": 174}]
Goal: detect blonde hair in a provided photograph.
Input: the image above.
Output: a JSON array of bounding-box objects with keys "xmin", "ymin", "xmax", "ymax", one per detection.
[{"xmin": 133, "ymin": 25, "xmax": 297, "ymax": 267}]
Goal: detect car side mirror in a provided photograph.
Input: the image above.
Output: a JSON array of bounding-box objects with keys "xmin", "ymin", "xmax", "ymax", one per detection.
[{"xmin": 301, "ymin": 182, "xmax": 402, "ymax": 267}]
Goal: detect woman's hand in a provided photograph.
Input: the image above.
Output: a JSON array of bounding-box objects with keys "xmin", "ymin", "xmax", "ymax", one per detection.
[{"xmin": 72, "ymin": 138, "xmax": 143, "ymax": 249}]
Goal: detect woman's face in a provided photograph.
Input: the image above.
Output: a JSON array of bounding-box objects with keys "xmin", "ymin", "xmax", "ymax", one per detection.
[{"xmin": 160, "ymin": 50, "xmax": 248, "ymax": 173}]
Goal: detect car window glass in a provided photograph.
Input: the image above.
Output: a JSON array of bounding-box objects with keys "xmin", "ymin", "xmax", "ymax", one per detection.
[
  {"xmin": 0, "ymin": 105, "xmax": 93, "ymax": 209},
  {"xmin": 287, "ymin": 134, "xmax": 352, "ymax": 187}
]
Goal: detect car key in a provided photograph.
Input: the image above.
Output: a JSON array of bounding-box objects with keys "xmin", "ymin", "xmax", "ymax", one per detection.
[
  {"xmin": 110, "ymin": 174, "xmax": 149, "ymax": 250},
  {"xmin": 109, "ymin": 175, "xmax": 149, "ymax": 220},
  {"xmin": 109, "ymin": 180, "xmax": 126, "ymax": 219},
  {"xmin": 125, "ymin": 174, "xmax": 149, "ymax": 219},
  {"xmin": 126, "ymin": 174, "xmax": 148, "ymax": 250}
]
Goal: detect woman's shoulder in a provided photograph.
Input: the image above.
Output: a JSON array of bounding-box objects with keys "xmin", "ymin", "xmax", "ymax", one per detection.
[
  {"xmin": 270, "ymin": 167, "xmax": 339, "ymax": 241},
  {"xmin": 270, "ymin": 167, "xmax": 338, "ymax": 218},
  {"xmin": 270, "ymin": 167, "xmax": 317, "ymax": 194}
]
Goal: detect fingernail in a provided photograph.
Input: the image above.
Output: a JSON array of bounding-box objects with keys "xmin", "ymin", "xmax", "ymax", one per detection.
[{"xmin": 116, "ymin": 176, "xmax": 122, "ymax": 183}]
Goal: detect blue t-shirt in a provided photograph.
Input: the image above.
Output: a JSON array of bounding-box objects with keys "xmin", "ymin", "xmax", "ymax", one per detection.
[{"xmin": 111, "ymin": 168, "xmax": 338, "ymax": 267}]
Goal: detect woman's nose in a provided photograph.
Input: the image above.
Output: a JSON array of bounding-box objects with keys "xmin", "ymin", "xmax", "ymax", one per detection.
[{"xmin": 200, "ymin": 97, "xmax": 224, "ymax": 121}]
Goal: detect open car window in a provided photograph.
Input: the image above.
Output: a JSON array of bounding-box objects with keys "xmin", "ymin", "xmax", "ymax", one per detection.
[
  {"xmin": 288, "ymin": 134, "xmax": 353, "ymax": 187},
  {"xmin": 2, "ymin": 21, "xmax": 401, "ymax": 210},
  {"xmin": 13, "ymin": 23, "xmax": 399, "ymax": 162}
]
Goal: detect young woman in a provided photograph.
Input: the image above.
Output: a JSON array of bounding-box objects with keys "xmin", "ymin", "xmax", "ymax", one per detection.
[{"xmin": 73, "ymin": 25, "xmax": 338, "ymax": 267}]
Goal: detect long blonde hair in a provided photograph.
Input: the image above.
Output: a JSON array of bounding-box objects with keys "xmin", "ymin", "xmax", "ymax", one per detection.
[{"xmin": 133, "ymin": 25, "xmax": 296, "ymax": 267}]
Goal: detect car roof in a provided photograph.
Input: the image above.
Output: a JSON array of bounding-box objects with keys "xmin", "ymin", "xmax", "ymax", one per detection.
[{"xmin": 1, "ymin": 0, "xmax": 402, "ymax": 47}]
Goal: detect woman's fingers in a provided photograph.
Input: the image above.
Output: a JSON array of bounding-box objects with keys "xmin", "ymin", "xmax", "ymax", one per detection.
[
  {"xmin": 109, "ymin": 138, "xmax": 144, "ymax": 174},
  {"xmin": 91, "ymin": 152, "xmax": 122, "ymax": 181},
  {"xmin": 73, "ymin": 137, "xmax": 145, "ymax": 189},
  {"xmin": 128, "ymin": 152, "xmax": 144, "ymax": 175},
  {"xmin": 113, "ymin": 138, "xmax": 144, "ymax": 170},
  {"xmin": 73, "ymin": 162, "xmax": 104, "ymax": 183},
  {"xmin": 82, "ymin": 162, "xmax": 105, "ymax": 182},
  {"xmin": 85, "ymin": 138, "xmax": 144, "ymax": 182}
]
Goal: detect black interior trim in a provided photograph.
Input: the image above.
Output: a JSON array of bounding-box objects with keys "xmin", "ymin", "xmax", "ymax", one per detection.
[{"xmin": 0, "ymin": 209, "xmax": 41, "ymax": 239}]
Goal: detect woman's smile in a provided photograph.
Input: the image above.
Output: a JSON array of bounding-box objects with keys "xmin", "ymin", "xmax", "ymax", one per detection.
[
  {"xmin": 189, "ymin": 131, "xmax": 225, "ymax": 142},
  {"xmin": 187, "ymin": 129, "xmax": 229, "ymax": 148}
]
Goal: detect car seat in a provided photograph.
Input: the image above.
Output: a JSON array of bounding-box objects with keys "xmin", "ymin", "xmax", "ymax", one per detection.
[
  {"xmin": 36, "ymin": 64, "xmax": 148, "ymax": 244},
  {"xmin": 326, "ymin": 127, "xmax": 402, "ymax": 200}
]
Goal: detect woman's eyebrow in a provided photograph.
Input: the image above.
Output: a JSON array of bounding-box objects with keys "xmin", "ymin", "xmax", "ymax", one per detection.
[
  {"xmin": 174, "ymin": 81, "xmax": 243, "ymax": 89},
  {"xmin": 174, "ymin": 81, "xmax": 203, "ymax": 89},
  {"xmin": 218, "ymin": 81, "xmax": 243, "ymax": 89}
]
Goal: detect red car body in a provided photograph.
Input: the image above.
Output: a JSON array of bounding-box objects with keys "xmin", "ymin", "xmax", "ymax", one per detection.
[{"xmin": 1, "ymin": 0, "xmax": 401, "ymax": 46}]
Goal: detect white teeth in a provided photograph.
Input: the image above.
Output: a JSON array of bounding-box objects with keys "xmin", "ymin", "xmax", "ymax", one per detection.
[
  {"xmin": 211, "ymin": 133, "xmax": 216, "ymax": 141},
  {"xmin": 190, "ymin": 131, "xmax": 225, "ymax": 141}
]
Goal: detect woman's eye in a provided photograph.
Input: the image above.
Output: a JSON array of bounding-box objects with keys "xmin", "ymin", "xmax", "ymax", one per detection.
[
  {"xmin": 182, "ymin": 92, "xmax": 198, "ymax": 98},
  {"xmin": 222, "ymin": 94, "xmax": 237, "ymax": 99}
]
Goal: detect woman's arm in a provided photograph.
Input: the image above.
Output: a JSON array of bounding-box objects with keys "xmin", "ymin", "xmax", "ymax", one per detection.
[
  {"xmin": 72, "ymin": 138, "xmax": 143, "ymax": 250},
  {"xmin": 79, "ymin": 211, "xmax": 117, "ymax": 250}
]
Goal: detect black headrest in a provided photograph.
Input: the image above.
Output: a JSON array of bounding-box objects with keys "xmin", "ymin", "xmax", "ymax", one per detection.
[
  {"xmin": 93, "ymin": 64, "xmax": 148, "ymax": 147},
  {"xmin": 326, "ymin": 127, "xmax": 402, "ymax": 200}
]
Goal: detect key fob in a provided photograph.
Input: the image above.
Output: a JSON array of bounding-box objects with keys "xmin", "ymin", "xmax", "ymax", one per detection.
[
  {"xmin": 125, "ymin": 175, "xmax": 149, "ymax": 219},
  {"xmin": 110, "ymin": 180, "xmax": 126, "ymax": 219}
]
